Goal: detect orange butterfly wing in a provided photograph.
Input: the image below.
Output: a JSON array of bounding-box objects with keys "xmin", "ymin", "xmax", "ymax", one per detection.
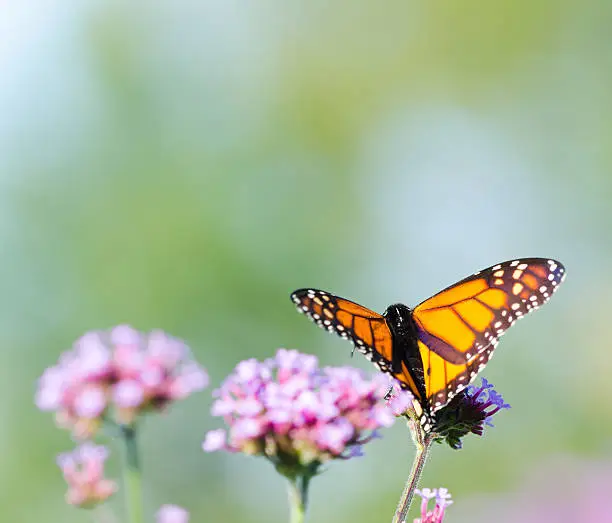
[
  {"xmin": 412, "ymin": 258, "xmax": 566, "ymax": 410},
  {"xmin": 290, "ymin": 289, "xmax": 425, "ymax": 402}
]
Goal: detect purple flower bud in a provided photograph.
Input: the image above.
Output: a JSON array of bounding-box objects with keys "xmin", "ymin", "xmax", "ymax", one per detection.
[
  {"xmin": 432, "ymin": 378, "xmax": 511, "ymax": 449},
  {"xmin": 346, "ymin": 445, "xmax": 365, "ymax": 458}
]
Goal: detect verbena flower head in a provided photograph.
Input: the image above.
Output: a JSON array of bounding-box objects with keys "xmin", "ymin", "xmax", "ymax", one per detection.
[
  {"xmin": 433, "ymin": 378, "xmax": 510, "ymax": 449},
  {"xmin": 203, "ymin": 348, "xmax": 404, "ymax": 478},
  {"xmin": 36, "ymin": 325, "xmax": 208, "ymax": 438},
  {"xmin": 57, "ymin": 443, "xmax": 117, "ymax": 508},
  {"xmin": 414, "ymin": 487, "xmax": 453, "ymax": 523},
  {"xmin": 156, "ymin": 504, "xmax": 190, "ymax": 523}
]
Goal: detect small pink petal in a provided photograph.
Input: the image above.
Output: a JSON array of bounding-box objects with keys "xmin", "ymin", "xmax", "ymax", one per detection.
[
  {"xmin": 230, "ymin": 418, "xmax": 266, "ymax": 443},
  {"xmin": 73, "ymin": 385, "xmax": 107, "ymax": 418},
  {"xmin": 316, "ymin": 419, "xmax": 354, "ymax": 454},
  {"xmin": 147, "ymin": 330, "xmax": 185, "ymax": 367},
  {"xmin": 267, "ymin": 409, "xmax": 292, "ymax": 434},
  {"xmin": 76, "ymin": 441, "xmax": 109, "ymax": 461},
  {"xmin": 180, "ymin": 363, "xmax": 209, "ymax": 391},
  {"xmin": 169, "ymin": 365, "xmax": 208, "ymax": 399},
  {"xmin": 236, "ymin": 397, "xmax": 263, "ymax": 416},
  {"xmin": 373, "ymin": 405, "xmax": 395, "ymax": 428},
  {"xmin": 113, "ymin": 380, "xmax": 144, "ymax": 408},
  {"xmin": 210, "ymin": 397, "xmax": 235, "ymax": 416},
  {"xmin": 110, "ymin": 325, "xmax": 142, "ymax": 345},
  {"xmin": 35, "ymin": 366, "xmax": 66, "ymax": 411},
  {"xmin": 234, "ymin": 359, "xmax": 266, "ymax": 382},
  {"xmin": 74, "ymin": 333, "xmax": 112, "ymax": 378},
  {"xmin": 139, "ymin": 362, "xmax": 165, "ymax": 389},
  {"xmin": 202, "ymin": 429, "xmax": 227, "ymax": 452},
  {"xmin": 156, "ymin": 504, "xmax": 189, "ymax": 523},
  {"xmin": 113, "ymin": 344, "xmax": 144, "ymax": 377}
]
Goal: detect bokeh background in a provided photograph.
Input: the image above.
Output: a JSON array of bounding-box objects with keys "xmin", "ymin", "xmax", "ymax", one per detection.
[{"xmin": 2, "ymin": 2, "xmax": 611, "ymax": 522}]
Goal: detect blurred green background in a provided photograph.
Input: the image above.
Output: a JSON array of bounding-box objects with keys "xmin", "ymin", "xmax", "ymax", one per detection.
[{"xmin": 2, "ymin": 1, "xmax": 611, "ymax": 522}]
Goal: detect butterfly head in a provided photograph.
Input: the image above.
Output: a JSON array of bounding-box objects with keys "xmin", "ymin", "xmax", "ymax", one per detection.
[{"xmin": 383, "ymin": 303, "xmax": 414, "ymax": 337}]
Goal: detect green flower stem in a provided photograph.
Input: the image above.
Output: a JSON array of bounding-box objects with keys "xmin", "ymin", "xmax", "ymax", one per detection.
[
  {"xmin": 121, "ymin": 426, "xmax": 143, "ymax": 523},
  {"xmin": 287, "ymin": 475, "xmax": 310, "ymax": 523},
  {"xmin": 392, "ymin": 419, "xmax": 435, "ymax": 523}
]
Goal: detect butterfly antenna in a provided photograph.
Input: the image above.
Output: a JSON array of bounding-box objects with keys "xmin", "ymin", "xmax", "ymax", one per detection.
[{"xmin": 351, "ymin": 346, "xmax": 356, "ymax": 358}]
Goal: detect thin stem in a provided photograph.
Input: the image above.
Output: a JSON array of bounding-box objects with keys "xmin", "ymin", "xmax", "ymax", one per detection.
[
  {"xmin": 392, "ymin": 420, "xmax": 435, "ymax": 523},
  {"xmin": 121, "ymin": 426, "xmax": 143, "ymax": 523},
  {"xmin": 287, "ymin": 475, "xmax": 310, "ymax": 523}
]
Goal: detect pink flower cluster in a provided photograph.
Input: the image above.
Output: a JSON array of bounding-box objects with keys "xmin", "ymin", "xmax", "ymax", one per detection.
[
  {"xmin": 36, "ymin": 325, "xmax": 208, "ymax": 438},
  {"xmin": 203, "ymin": 348, "xmax": 411, "ymax": 468},
  {"xmin": 414, "ymin": 488, "xmax": 453, "ymax": 523},
  {"xmin": 57, "ymin": 443, "xmax": 117, "ymax": 508}
]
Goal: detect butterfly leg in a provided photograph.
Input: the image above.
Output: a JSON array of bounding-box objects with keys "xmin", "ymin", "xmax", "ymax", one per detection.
[{"xmin": 384, "ymin": 386, "xmax": 394, "ymax": 400}]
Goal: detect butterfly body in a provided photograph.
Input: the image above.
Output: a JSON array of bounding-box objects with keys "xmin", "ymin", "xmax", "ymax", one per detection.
[
  {"xmin": 291, "ymin": 258, "xmax": 566, "ymax": 430},
  {"xmin": 382, "ymin": 304, "xmax": 427, "ymax": 402}
]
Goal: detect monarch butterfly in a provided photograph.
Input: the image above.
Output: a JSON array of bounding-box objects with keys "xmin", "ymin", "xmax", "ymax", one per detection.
[{"xmin": 291, "ymin": 258, "xmax": 565, "ymax": 430}]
